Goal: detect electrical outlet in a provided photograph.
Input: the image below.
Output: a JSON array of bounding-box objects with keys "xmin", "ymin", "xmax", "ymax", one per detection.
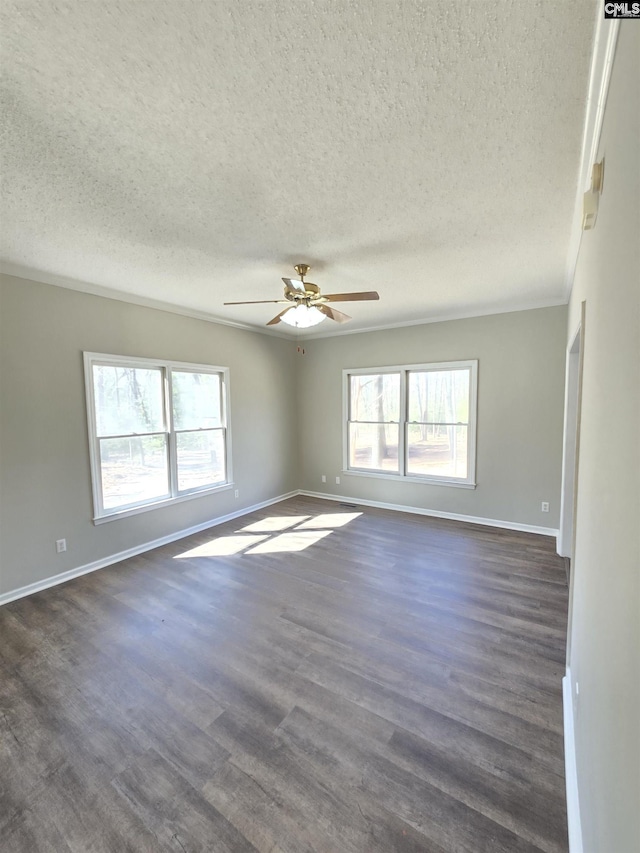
[
  {"xmin": 55, "ymin": 539, "xmax": 66, "ymax": 553},
  {"xmin": 335, "ymin": 476, "xmax": 341, "ymax": 485},
  {"xmin": 541, "ymin": 501, "xmax": 549, "ymax": 513},
  {"xmin": 234, "ymin": 489, "xmax": 239, "ymax": 499},
  {"xmin": 321, "ymin": 475, "xmax": 326, "ymax": 483}
]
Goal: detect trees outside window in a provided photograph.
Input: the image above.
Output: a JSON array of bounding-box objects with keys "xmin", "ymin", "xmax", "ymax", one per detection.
[
  {"xmin": 85, "ymin": 353, "xmax": 231, "ymax": 521},
  {"xmin": 345, "ymin": 361, "xmax": 477, "ymax": 486},
  {"xmin": 348, "ymin": 372, "xmax": 400, "ymax": 472}
]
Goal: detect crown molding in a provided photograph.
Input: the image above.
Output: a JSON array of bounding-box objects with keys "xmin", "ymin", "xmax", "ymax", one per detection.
[
  {"xmin": 0, "ymin": 261, "xmax": 294, "ymax": 340},
  {"xmin": 298, "ymin": 296, "xmax": 569, "ymax": 340},
  {"xmin": 564, "ymin": 15, "xmax": 620, "ymax": 301},
  {"xmin": 2, "ymin": 261, "xmax": 568, "ymax": 342}
]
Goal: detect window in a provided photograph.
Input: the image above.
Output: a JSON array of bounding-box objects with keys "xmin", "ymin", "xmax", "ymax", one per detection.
[
  {"xmin": 84, "ymin": 353, "xmax": 231, "ymax": 521},
  {"xmin": 344, "ymin": 360, "xmax": 477, "ymax": 487}
]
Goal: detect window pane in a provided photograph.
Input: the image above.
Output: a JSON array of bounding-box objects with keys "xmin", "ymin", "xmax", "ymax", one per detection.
[
  {"xmin": 93, "ymin": 365, "xmax": 165, "ymax": 436},
  {"xmin": 349, "ymin": 423, "xmax": 399, "ymax": 472},
  {"xmin": 407, "ymin": 424, "xmax": 468, "ymax": 479},
  {"xmin": 172, "ymin": 371, "xmax": 221, "ymax": 431},
  {"xmin": 177, "ymin": 429, "xmax": 225, "ymax": 491},
  {"xmin": 408, "ymin": 370, "xmax": 470, "ymax": 424},
  {"xmin": 99, "ymin": 435, "xmax": 169, "ymax": 509},
  {"xmin": 350, "ymin": 373, "xmax": 400, "ymax": 422}
]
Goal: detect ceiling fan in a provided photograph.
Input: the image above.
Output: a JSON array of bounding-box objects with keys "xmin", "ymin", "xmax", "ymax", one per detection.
[{"xmin": 224, "ymin": 264, "xmax": 380, "ymax": 328}]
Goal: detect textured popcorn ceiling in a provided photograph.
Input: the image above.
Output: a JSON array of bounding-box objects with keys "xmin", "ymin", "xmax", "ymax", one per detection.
[{"xmin": 1, "ymin": 0, "xmax": 595, "ymax": 335}]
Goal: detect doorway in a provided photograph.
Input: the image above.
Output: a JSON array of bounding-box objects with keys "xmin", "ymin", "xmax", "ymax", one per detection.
[{"xmin": 558, "ymin": 317, "xmax": 583, "ymax": 563}]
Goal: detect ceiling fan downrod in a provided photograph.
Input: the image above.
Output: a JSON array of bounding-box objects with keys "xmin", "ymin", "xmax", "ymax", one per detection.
[{"xmin": 293, "ymin": 263, "xmax": 310, "ymax": 282}]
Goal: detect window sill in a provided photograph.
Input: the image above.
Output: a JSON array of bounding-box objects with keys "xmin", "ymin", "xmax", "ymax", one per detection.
[
  {"xmin": 93, "ymin": 482, "xmax": 235, "ymax": 525},
  {"xmin": 343, "ymin": 470, "xmax": 476, "ymax": 489}
]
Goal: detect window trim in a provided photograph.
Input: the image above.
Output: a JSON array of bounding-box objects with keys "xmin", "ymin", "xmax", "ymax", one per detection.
[
  {"xmin": 84, "ymin": 352, "xmax": 233, "ymax": 523},
  {"xmin": 342, "ymin": 360, "xmax": 478, "ymax": 488}
]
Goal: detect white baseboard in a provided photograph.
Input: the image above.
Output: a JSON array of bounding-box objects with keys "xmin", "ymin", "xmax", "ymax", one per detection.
[
  {"xmin": 563, "ymin": 668, "xmax": 583, "ymax": 852},
  {"xmin": 299, "ymin": 490, "xmax": 559, "ymax": 537},
  {"xmin": 1, "ymin": 488, "xmax": 558, "ymax": 606},
  {"xmin": 0, "ymin": 490, "xmax": 299, "ymax": 606}
]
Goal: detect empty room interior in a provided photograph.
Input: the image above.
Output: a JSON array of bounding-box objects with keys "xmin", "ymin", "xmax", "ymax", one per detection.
[{"xmin": 0, "ymin": 2, "xmax": 638, "ymax": 852}]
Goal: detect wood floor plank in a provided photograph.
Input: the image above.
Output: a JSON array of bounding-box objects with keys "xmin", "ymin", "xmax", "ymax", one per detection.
[
  {"xmin": 202, "ymin": 761, "xmax": 319, "ymax": 853},
  {"xmin": 292, "ymin": 651, "xmax": 566, "ymax": 782},
  {"xmin": 112, "ymin": 748, "xmax": 258, "ymax": 853},
  {"xmin": 208, "ymin": 716, "xmax": 441, "ymax": 853},
  {"xmin": 1, "ymin": 792, "xmax": 74, "ymax": 853},
  {"xmin": 275, "ymin": 705, "xmax": 546, "ymax": 853},
  {"xmin": 0, "ymin": 496, "xmax": 569, "ymax": 851},
  {"xmin": 385, "ymin": 726, "xmax": 567, "ymax": 852}
]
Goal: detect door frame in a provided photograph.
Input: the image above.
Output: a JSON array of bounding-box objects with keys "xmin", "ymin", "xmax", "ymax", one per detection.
[{"xmin": 561, "ymin": 302, "xmax": 586, "ymax": 668}]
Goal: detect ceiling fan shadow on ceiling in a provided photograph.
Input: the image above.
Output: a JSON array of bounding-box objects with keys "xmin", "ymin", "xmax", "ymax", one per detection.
[{"xmin": 224, "ymin": 264, "xmax": 379, "ymax": 328}]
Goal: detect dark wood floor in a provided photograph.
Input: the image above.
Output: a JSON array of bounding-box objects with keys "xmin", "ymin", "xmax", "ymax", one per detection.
[{"xmin": 0, "ymin": 496, "xmax": 569, "ymax": 852}]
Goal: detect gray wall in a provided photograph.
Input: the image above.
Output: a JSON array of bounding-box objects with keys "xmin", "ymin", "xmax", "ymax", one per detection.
[
  {"xmin": 0, "ymin": 275, "xmax": 299, "ymax": 596},
  {"xmin": 297, "ymin": 306, "xmax": 567, "ymax": 528},
  {"xmin": 566, "ymin": 26, "xmax": 639, "ymax": 853},
  {"xmin": 0, "ymin": 277, "xmax": 568, "ymax": 600}
]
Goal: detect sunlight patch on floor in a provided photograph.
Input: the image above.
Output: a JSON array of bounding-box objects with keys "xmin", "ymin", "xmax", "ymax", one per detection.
[
  {"xmin": 296, "ymin": 512, "xmax": 362, "ymax": 530},
  {"xmin": 175, "ymin": 534, "xmax": 269, "ymax": 558},
  {"xmin": 245, "ymin": 529, "xmax": 332, "ymax": 555},
  {"xmin": 239, "ymin": 515, "xmax": 311, "ymax": 533},
  {"xmin": 173, "ymin": 508, "xmax": 362, "ymax": 560}
]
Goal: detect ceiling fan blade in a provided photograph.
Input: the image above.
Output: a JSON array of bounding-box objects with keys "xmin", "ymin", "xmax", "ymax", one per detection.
[
  {"xmin": 317, "ymin": 304, "xmax": 351, "ymax": 323},
  {"xmin": 266, "ymin": 308, "xmax": 293, "ymax": 326},
  {"xmin": 321, "ymin": 291, "xmax": 380, "ymax": 302},
  {"xmin": 224, "ymin": 299, "xmax": 289, "ymax": 305},
  {"xmin": 282, "ymin": 277, "xmax": 306, "ymax": 293}
]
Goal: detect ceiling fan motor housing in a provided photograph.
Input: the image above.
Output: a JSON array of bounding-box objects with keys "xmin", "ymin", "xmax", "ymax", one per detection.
[{"xmin": 285, "ymin": 281, "xmax": 321, "ymax": 302}]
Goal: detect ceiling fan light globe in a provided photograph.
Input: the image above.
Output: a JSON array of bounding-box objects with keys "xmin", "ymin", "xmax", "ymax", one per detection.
[{"xmin": 280, "ymin": 305, "xmax": 326, "ymax": 328}]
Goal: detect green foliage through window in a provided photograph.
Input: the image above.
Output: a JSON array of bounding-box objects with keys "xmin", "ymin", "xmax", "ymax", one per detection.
[{"xmin": 86, "ymin": 355, "xmax": 230, "ymax": 518}]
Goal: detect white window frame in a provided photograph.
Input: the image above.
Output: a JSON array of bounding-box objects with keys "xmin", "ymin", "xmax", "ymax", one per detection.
[
  {"xmin": 343, "ymin": 360, "xmax": 478, "ymax": 488},
  {"xmin": 84, "ymin": 352, "xmax": 233, "ymax": 523}
]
